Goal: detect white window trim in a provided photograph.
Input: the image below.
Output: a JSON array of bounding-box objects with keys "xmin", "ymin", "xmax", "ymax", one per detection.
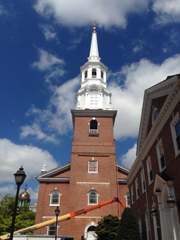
[
  {"xmin": 146, "ymin": 156, "xmax": 153, "ymax": 185},
  {"xmin": 47, "ymin": 224, "xmax": 59, "ymax": 236},
  {"xmin": 156, "ymin": 139, "xmax": 166, "ymax": 172},
  {"xmin": 170, "ymin": 113, "xmax": 180, "ymax": 157},
  {"xmin": 87, "ymin": 190, "xmax": 99, "ymax": 205},
  {"xmin": 124, "ymin": 192, "xmax": 130, "ymax": 207},
  {"xmin": 88, "ymin": 158, "xmax": 98, "ymax": 174},
  {"xmin": 49, "ymin": 191, "xmax": 61, "ymax": 206}
]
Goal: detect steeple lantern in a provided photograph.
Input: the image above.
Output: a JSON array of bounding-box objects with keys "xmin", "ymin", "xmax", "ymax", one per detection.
[{"xmin": 76, "ymin": 27, "xmax": 112, "ymax": 110}]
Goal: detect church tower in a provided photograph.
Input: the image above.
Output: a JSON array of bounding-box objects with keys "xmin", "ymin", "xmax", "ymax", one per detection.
[{"xmin": 35, "ymin": 27, "xmax": 128, "ymax": 240}]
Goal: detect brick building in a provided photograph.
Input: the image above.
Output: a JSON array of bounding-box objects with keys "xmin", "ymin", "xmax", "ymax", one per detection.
[
  {"xmin": 35, "ymin": 27, "xmax": 129, "ymax": 240},
  {"xmin": 128, "ymin": 74, "xmax": 180, "ymax": 240}
]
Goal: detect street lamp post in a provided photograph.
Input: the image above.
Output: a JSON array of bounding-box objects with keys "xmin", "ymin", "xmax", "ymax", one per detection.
[
  {"xmin": 9, "ymin": 167, "xmax": 26, "ymax": 240},
  {"xmin": 54, "ymin": 206, "xmax": 60, "ymax": 240}
]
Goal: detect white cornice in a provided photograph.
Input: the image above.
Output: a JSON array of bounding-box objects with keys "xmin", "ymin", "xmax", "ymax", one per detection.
[
  {"xmin": 128, "ymin": 77, "xmax": 180, "ymax": 184},
  {"xmin": 137, "ymin": 75, "xmax": 179, "ymax": 154}
]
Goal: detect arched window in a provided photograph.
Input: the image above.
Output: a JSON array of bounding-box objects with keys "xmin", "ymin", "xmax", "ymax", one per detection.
[
  {"xmin": 88, "ymin": 190, "xmax": 98, "ymax": 205},
  {"xmin": 85, "ymin": 70, "xmax": 88, "ymax": 78},
  {"xmin": 50, "ymin": 190, "xmax": 60, "ymax": 206},
  {"xmin": 101, "ymin": 70, "xmax": 104, "ymax": 79},
  {"xmin": 92, "ymin": 68, "xmax": 96, "ymax": 78},
  {"xmin": 89, "ymin": 118, "xmax": 99, "ymax": 136}
]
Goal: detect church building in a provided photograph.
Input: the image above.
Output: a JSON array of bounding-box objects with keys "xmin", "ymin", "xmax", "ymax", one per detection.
[{"xmin": 35, "ymin": 27, "xmax": 129, "ymax": 240}]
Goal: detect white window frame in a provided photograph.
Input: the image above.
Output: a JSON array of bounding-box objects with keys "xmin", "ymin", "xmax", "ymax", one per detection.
[
  {"xmin": 170, "ymin": 113, "xmax": 180, "ymax": 157},
  {"xmin": 88, "ymin": 190, "xmax": 99, "ymax": 205},
  {"xmin": 88, "ymin": 158, "xmax": 98, "ymax": 174},
  {"xmin": 47, "ymin": 224, "xmax": 57, "ymax": 236},
  {"xmin": 49, "ymin": 191, "xmax": 60, "ymax": 206},
  {"xmin": 146, "ymin": 157, "xmax": 153, "ymax": 185},
  {"xmin": 156, "ymin": 139, "xmax": 166, "ymax": 172},
  {"xmin": 124, "ymin": 192, "xmax": 130, "ymax": 207}
]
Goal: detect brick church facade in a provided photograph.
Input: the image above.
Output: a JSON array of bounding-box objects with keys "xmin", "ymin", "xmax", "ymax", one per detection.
[
  {"xmin": 35, "ymin": 27, "xmax": 129, "ymax": 240},
  {"xmin": 128, "ymin": 74, "xmax": 180, "ymax": 240}
]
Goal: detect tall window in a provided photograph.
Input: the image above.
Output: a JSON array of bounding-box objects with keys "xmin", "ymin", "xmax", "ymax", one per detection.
[
  {"xmin": 88, "ymin": 190, "xmax": 98, "ymax": 205},
  {"xmin": 146, "ymin": 157, "xmax": 153, "ymax": 185},
  {"xmin": 101, "ymin": 70, "xmax": 104, "ymax": 79},
  {"xmin": 125, "ymin": 192, "xmax": 130, "ymax": 207},
  {"xmin": 89, "ymin": 118, "xmax": 99, "ymax": 136},
  {"xmin": 156, "ymin": 139, "xmax": 166, "ymax": 172},
  {"xmin": 92, "ymin": 68, "xmax": 97, "ymax": 78},
  {"xmin": 85, "ymin": 70, "xmax": 88, "ymax": 78},
  {"xmin": 50, "ymin": 190, "xmax": 60, "ymax": 206},
  {"xmin": 135, "ymin": 178, "xmax": 139, "ymax": 199},
  {"xmin": 47, "ymin": 224, "xmax": 56, "ymax": 235},
  {"xmin": 171, "ymin": 113, "xmax": 180, "ymax": 156},
  {"xmin": 130, "ymin": 185, "xmax": 134, "ymax": 204},
  {"xmin": 88, "ymin": 159, "xmax": 98, "ymax": 173},
  {"xmin": 152, "ymin": 107, "xmax": 159, "ymax": 124},
  {"xmin": 140, "ymin": 168, "xmax": 146, "ymax": 194}
]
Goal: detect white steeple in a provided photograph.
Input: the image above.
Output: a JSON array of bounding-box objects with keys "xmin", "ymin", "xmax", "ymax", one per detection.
[
  {"xmin": 76, "ymin": 27, "xmax": 112, "ymax": 110},
  {"xmin": 88, "ymin": 26, "xmax": 100, "ymax": 62}
]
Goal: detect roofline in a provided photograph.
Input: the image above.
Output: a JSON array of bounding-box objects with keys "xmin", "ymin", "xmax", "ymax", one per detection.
[
  {"xmin": 116, "ymin": 164, "xmax": 129, "ymax": 174},
  {"xmin": 37, "ymin": 163, "xmax": 71, "ymax": 179},
  {"xmin": 38, "ymin": 177, "xmax": 70, "ymax": 183},
  {"xmin": 71, "ymin": 109, "xmax": 117, "ymax": 126}
]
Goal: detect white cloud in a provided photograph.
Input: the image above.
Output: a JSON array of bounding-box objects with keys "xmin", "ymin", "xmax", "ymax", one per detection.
[
  {"xmin": 20, "ymin": 123, "xmax": 58, "ymax": 144},
  {"xmin": 0, "ymin": 138, "xmax": 57, "ymax": 184},
  {"xmin": 110, "ymin": 54, "xmax": 180, "ymax": 139},
  {"xmin": 32, "ymin": 49, "xmax": 65, "ymax": 82},
  {"xmin": 33, "ymin": 48, "xmax": 64, "ymax": 71},
  {"xmin": 40, "ymin": 24, "xmax": 57, "ymax": 41},
  {"xmin": 0, "ymin": 4, "xmax": 8, "ymax": 16},
  {"xmin": 34, "ymin": 0, "xmax": 149, "ymax": 28},
  {"xmin": 152, "ymin": 0, "xmax": 180, "ymax": 24},
  {"xmin": 121, "ymin": 144, "xmax": 137, "ymax": 169},
  {"xmin": 21, "ymin": 77, "xmax": 79, "ymax": 142}
]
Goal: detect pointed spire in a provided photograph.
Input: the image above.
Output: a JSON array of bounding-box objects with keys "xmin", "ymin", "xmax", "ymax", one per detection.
[{"xmin": 88, "ymin": 25, "xmax": 101, "ymax": 62}]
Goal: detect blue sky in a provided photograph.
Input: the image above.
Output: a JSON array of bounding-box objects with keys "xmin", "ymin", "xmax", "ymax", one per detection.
[{"xmin": 0, "ymin": 0, "xmax": 180, "ymax": 200}]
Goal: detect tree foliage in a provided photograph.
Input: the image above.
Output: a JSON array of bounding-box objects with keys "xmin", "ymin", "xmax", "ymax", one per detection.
[
  {"xmin": 95, "ymin": 208, "xmax": 140, "ymax": 240},
  {"xmin": 119, "ymin": 208, "xmax": 140, "ymax": 240},
  {"xmin": 95, "ymin": 215, "xmax": 120, "ymax": 240},
  {"xmin": 0, "ymin": 195, "xmax": 35, "ymax": 235}
]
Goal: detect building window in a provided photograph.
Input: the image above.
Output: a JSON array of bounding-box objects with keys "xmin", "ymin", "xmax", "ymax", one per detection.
[
  {"xmin": 135, "ymin": 178, "xmax": 139, "ymax": 199},
  {"xmin": 89, "ymin": 118, "xmax": 99, "ymax": 136},
  {"xmin": 85, "ymin": 70, "xmax": 88, "ymax": 78},
  {"xmin": 130, "ymin": 185, "xmax": 134, "ymax": 204},
  {"xmin": 47, "ymin": 224, "xmax": 56, "ymax": 235},
  {"xmin": 50, "ymin": 190, "xmax": 60, "ymax": 206},
  {"xmin": 141, "ymin": 168, "xmax": 146, "ymax": 194},
  {"xmin": 146, "ymin": 157, "xmax": 153, "ymax": 185},
  {"xmin": 92, "ymin": 68, "xmax": 96, "ymax": 78},
  {"xmin": 171, "ymin": 113, "xmax": 180, "ymax": 157},
  {"xmin": 152, "ymin": 107, "xmax": 159, "ymax": 124},
  {"xmin": 88, "ymin": 159, "xmax": 98, "ymax": 173},
  {"xmin": 101, "ymin": 70, "xmax": 104, "ymax": 79},
  {"xmin": 156, "ymin": 139, "xmax": 166, "ymax": 172},
  {"xmin": 88, "ymin": 190, "xmax": 98, "ymax": 205},
  {"xmin": 125, "ymin": 192, "xmax": 130, "ymax": 207}
]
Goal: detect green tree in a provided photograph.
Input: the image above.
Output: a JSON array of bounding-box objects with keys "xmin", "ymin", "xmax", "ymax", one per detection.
[
  {"xmin": 0, "ymin": 195, "xmax": 35, "ymax": 235},
  {"xmin": 119, "ymin": 208, "xmax": 140, "ymax": 240},
  {"xmin": 95, "ymin": 215, "xmax": 120, "ymax": 240}
]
